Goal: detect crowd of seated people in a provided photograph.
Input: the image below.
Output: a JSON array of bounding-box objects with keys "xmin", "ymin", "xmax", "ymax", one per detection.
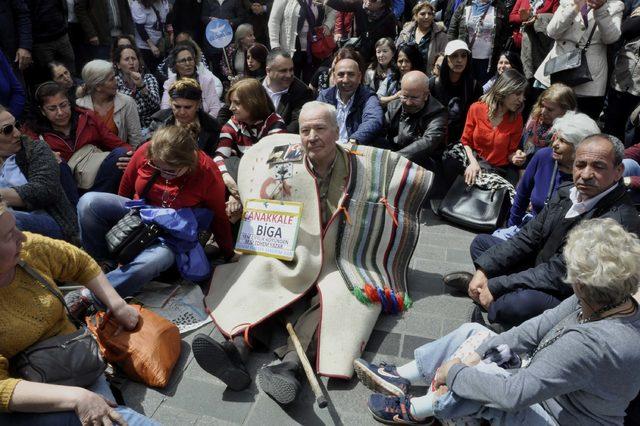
[{"xmin": 2, "ymin": 0, "xmax": 640, "ymax": 422}]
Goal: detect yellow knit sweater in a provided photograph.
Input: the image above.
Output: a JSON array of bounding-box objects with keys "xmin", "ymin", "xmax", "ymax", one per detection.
[{"xmin": 0, "ymin": 233, "xmax": 101, "ymax": 412}]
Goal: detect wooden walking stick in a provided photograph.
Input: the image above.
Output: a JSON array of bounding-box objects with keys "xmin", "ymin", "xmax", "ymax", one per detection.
[{"xmin": 286, "ymin": 322, "xmax": 328, "ymax": 408}]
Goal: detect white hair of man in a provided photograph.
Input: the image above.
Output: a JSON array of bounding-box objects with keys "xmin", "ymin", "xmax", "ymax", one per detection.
[
  {"xmin": 564, "ymin": 218, "xmax": 640, "ymax": 305},
  {"xmin": 550, "ymin": 111, "xmax": 600, "ymax": 147},
  {"xmin": 299, "ymin": 101, "xmax": 338, "ymax": 128}
]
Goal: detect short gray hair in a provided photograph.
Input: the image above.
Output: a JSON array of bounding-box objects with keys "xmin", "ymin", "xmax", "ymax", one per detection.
[
  {"xmin": 266, "ymin": 48, "xmax": 292, "ymax": 68},
  {"xmin": 550, "ymin": 111, "xmax": 599, "ymax": 147},
  {"xmin": 234, "ymin": 23, "xmax": 254, "ymax": 44},
  {"xmin": 579, "ymin": 133, "xmax": 625, "ymax": 165},
  {"xmin": 299, "ymin": 101, "xmax": 338, "ymax": 128},
  {"xmin": 564, "ymin": 218, "xmax": 640, "ymax": 305},
  {"xmin": 79, "ymin": 59, "xmax": 114, "ymax": 96}
]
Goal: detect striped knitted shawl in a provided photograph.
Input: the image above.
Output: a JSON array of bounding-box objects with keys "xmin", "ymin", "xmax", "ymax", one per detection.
[{"xmin": 335, "ymin": 145, "xmax": 431, "ymax": 314}]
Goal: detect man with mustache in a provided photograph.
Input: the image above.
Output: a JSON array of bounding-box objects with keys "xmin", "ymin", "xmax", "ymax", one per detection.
[{"xmin": 445, "ymin": 134, "xmax": 640, "ymax": 327}]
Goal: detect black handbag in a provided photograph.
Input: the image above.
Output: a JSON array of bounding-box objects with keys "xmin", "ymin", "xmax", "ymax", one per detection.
[
  {"xmin": 105, "ymin": 171, "xmax": 162, "ymax": 264},
  {"xmin": 12, "ymin": 261, "xmax": 106, "ymax": 387},
  {"xmin": 543, "ymin": 25, "xmax": 597, "ymax": 86},
  {"xmin": 438, "ymin": 176, "xmax": 510, "ymax": 232}
]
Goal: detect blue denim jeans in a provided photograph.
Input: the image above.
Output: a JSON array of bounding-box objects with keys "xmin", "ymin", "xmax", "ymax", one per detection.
[
  {"xmin": 0, "ymin": 374, "xmax": 159, "ymax": 425},
  {"xmin": 78, "ymin": 192, "xmax": 175, "ymax": 298},
  {"xmin": 415, "ymin": 323, "xmax": 557, "ymax": 425},
  {"xmin": 13, "ymin": 209, "xmax": 63, "ymax": 239}
]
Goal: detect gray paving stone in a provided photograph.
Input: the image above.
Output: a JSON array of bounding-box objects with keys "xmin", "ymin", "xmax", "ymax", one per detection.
[
  {"xmin": 403, "ymin": 312, "xmax": 443, "ymax": 339},
  {"xmin": 446, "ymin": 247, "xmax": 472, "ymax": 264},
  {"xmin": 152, "ymin": 404, "xmax": 200, "ymax": 425},
  {"xmin": 401, "ymin": 335, "xmax": 434, "ymax": 358},
  {"xmin": 413, "ymin": 244, "xmax": 446, "ymax": 261},
  {"xmin": 364, "ymin": 330, "xmax": 402, "ymax": 356},
  {"xmin": 160, "ymin": 376, "xmax": 254, "ymax": 423}
]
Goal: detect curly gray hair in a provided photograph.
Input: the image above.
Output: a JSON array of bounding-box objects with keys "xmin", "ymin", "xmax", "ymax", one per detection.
[
  {"xmin": 564, "ymin": 218, "xmax": 640, "ymax": 305},
  {"xmin": 550, "ymin": 111, "xmax": 599, "ymax": 147}
]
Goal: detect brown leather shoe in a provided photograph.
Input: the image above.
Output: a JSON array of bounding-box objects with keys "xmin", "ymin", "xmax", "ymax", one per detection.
[{"xmin": 443, "ymin": 271, "xmax": 473, "ymax": 294}]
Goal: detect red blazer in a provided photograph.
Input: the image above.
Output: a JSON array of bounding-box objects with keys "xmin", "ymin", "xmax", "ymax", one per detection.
[
  {"xmin": 23, "ymin": 107, "xmax": 132, "ymax": 162},
  {"xmin": 461, "ymin": 102, "xmax": 523, "ymax": 168},
  {"xmin": 119, "ymin": 144, "xmax": 234, "ymax": 259}
]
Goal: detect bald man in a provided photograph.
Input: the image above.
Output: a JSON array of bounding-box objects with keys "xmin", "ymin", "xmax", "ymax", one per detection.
[{"xmin": 384, "ymin": 70, "xmax": 447, "ymax": 171}]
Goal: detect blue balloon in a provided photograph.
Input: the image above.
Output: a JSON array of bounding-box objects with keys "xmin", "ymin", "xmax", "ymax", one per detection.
[{"xmin": 205, "ymin": 19, "xmax": 233, "ymax": 48}]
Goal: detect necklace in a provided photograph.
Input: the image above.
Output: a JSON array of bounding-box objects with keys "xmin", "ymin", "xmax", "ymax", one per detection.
[
  {"xmin": 161, "ymin": 179, "xmax": 183, "ymax": 208},
  {"xmin": 524, "ymin": 297, "xmax": 636, "ymax": 367},
  {"xmin": 578, "ymin": 296, "xmax": 634, "ymax": 324}
]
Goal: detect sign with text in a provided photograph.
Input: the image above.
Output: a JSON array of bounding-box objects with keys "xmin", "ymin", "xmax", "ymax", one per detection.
[
  {"xmin": 205, "ymin": 18, "xmax": 233, "ymax": 48},
  {"xmin": 235, "ymin": 199, "xmax": 303, "ymax": 261}
]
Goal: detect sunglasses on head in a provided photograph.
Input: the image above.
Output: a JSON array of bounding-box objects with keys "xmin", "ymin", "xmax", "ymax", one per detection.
[{"xmin": 0, "ymin": 122, "xmax": 18, "ymax": 136}]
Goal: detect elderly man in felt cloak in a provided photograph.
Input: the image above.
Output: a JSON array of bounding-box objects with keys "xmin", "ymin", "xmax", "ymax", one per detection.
[{"xmin": 193, "ymin": 101, "xmax": 432, "ymax": 405}]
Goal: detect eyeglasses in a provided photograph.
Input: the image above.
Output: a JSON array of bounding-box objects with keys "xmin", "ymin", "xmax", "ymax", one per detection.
[
  {"xmin": 147, "ymin": 160, "xmax": 182, "ymax": 178},
  {"xmin": 43, "ymin": 101, "xmax": 71, "ymax": 113},
  {"xmin": 176, "ymin": 57, "xmax": 195, "ymax": 65},
  {"xmin": 0, "ymin": 122, "xmax": 18, "ymax": 136}
]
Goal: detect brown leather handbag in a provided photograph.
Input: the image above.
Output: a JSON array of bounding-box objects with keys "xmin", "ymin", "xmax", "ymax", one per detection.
[{"xmin": 87, "ymin": 304, "xmax": 181, "ymax": 388}]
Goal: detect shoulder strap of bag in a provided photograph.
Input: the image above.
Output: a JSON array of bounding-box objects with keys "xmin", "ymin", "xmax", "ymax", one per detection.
[
  {"xmin": 582, "ymin": 23, "xmax": 598, "ymax": 51},
  {"xmin": 18, "ymin": 260, "xmax": 83, "ymax": 328},
  {"xmin": 137, "ymin": 170, "xmax": 161, "ymax": 200},
  {"xmin": 544, "ymin": 160, "xmax": 559, "ymax": 205},
  {"xmin": 468, "ymin": 4, "xmax": 491, "ymax": 49}
]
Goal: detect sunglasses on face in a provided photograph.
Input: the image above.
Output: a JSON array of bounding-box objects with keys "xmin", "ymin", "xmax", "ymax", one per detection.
[{"xmin": 0, "ymin": 122, "xmax": 18, "ymax": 136}]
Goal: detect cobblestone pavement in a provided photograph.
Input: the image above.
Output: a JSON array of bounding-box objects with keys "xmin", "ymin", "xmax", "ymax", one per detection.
[{"xmin": 121, "ymin": 209, "xmax": 479, "ymax": 425}]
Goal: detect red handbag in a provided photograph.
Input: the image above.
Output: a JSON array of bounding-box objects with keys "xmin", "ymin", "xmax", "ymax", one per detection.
[{"xmin": 311, "ymin": 27, "xmax": 336, "ymax": 60}]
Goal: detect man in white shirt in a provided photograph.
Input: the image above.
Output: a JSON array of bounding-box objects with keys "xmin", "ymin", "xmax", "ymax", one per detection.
[
  {"xmin": 263, "ymin": 49, "xmax": 314, "ymax": 132},
  {"xmin": 445, "ymin": 134, "xmax": 640, "ymax": 327},
  {"xmin": 317, "ymin": 56, "xmax": 384, "ymax": 146}
]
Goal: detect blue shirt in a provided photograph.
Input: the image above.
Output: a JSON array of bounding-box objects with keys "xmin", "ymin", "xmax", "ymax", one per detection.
[
  {"xmin": 507, "ymin": 147, "xmax": 572, "ymax": 226},
  {"xmin": 0, "ymin": 155, "xmax": 28, "ymax": 188},
  {"xmin": 336, "ymin": 92, "xmax": 355, "ymax": 144}
]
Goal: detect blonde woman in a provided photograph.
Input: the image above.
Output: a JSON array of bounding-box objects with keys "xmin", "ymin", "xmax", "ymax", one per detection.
[
  {"xmin": 521, "ymin": 83, "xmax": 577, "ymax": 157},
  {"xmin": 453, "ymin": 69, "xmax": 528, "ymax": 186},
  {"xmin": 74, "ymin": 125, "xmax": 233, "ymax": 312},
  {"xmin": 76, "ymin": 60, "xmax": 143, "ymax": 147}
]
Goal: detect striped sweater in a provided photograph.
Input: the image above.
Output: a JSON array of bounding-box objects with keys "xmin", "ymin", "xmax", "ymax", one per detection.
[{"xmin": 214, "ymin": 112, "xmax": 286, "ymax": 173}]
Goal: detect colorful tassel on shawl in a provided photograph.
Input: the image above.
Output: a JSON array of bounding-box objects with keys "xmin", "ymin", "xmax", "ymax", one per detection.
[{"xmin": 355, "ymin": 284, "xmax": 411, "ymax": 314}]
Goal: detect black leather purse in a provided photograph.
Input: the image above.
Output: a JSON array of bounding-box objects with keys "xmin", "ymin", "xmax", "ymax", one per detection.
[
  {"xmin": 544, "ymin": 25, "xmax": 597, "ymax": 87},
  {"xmin": 438, "ymin": 176, "xmax": 510, "ymax": 232},
  {"xmin": 12, "ymin": 261, "xmax": 106, "ymax": 387},
  {"xmin": 105, "ymin": 171, "xmax": 162, "ymax": 264}
]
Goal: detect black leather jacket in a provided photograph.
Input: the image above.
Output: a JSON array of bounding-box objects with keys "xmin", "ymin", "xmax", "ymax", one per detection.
[{"xmin": 384, "ymin": 95, "xmax": 448, "ymax": 163}]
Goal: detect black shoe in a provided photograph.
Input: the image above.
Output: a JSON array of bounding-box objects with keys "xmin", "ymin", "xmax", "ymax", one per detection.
[
  {"xmin": 443, "ymin": 271, "xmax": 473, "ymax": 294},
  {"xmin": 192, "ymin": 334, "xmax": 251, "ymax": 391},
  {"xmin": 468, "ymin": 304, "xmax": 487, "ymax": 326},
  {"xmin": 257, "ymin": 361, "xmax": 301, "ymax": 405}
]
